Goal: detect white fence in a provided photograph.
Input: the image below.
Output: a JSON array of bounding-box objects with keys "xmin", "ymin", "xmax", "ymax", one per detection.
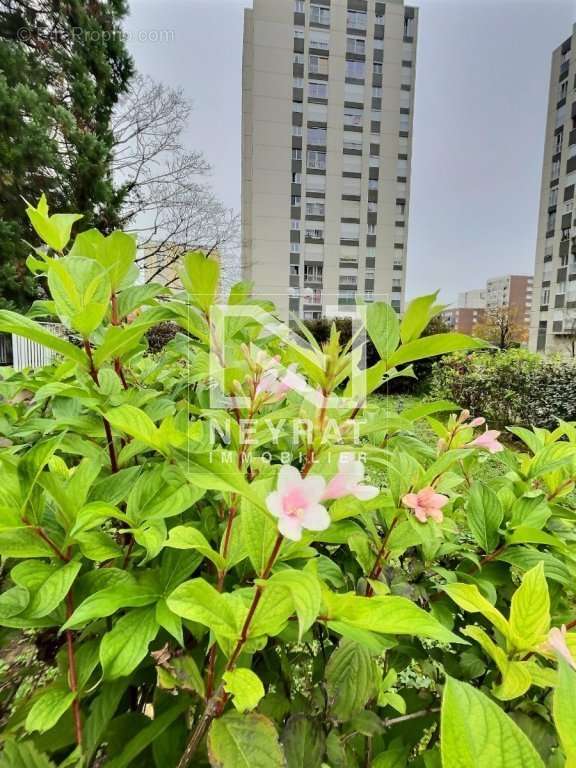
[{"xmin": 0, "ymin": 323, "xmax": 68, "ymax": 371}]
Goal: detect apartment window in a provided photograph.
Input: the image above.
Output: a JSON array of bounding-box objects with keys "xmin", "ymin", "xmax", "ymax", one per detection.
[
  {"xmin": 310, "ymin": 4, "xmax": 330, "ymax": 25},
  {"xmin": 549, "ymin": 187, "xmax": 559, "ymax": 207},
  {"xmin": 401, "ymin": 68, "xmax": 412, "ymax": 86},
  {"xmin": 373, "ymin": 62, "xmax": 383, "ymax": 75},
  {"xmin": 291, "ymin": 219, "xmax": 301, "ymax": 230},
  {"xmin": 294, "ymin": 77, "xmax": 304, "ymax": 88},
  {"xmin": 372, "ymin": 86, "xmax": 382, "ymax": 98},
  {"xmin": 341, "ymin": 222, "xmax": 360, "ymax": 239},
  {"xmin": 309, "ymin": 54, "xmax": 329, "ymax": 75},
  {"xmin": 346, "ymin": 60, "xmax": 365, "ymax": 79},
  {"xmin": 307, "ymin": 175, "xmax": 326, "ymax": 192},
  {"xmin": 375, "ymin": 11, "xmax": 385, "ymax": 24},
  {"xmin": 290, "ymin": 242, "xmax": 301, "ymax": 253},
  {"xmin": 340, "ymin": 274, "xmax": 357, "ymax": 285},
  {"xmin": 292, "ymin": 195, "xmax": 302, "ymax": 206},
  {"xmin": 546, "ymin": 210, "xmax": 556, "ymax": 231},
  {"xmin": 559, "ymin": 80, "xmax": 569, "ymax": 101},
  {"xmin": 294, "ymin": 0, "xmax": 305, "ymax": 11},
  {"xmin": 293, "ymin": 102, "xmax": 303, "ymax": 113},
  {"xmin": 309, "ymin": 31, "xmax": 329, "ymax": 50},
  {"xmin": 307, "ymin": 149, "xmax": 326, "ymax": 169},
  {"xmin": 365, "ymin": 268, "xmax": 375, "ymax": 279},
  {"xmin": 397, "ymin": 158, "xmax": 408, "ymax": 176},
  {"xmin": 404, "ymin": 16, "xmax": 415, "ymax": 37},
  {"xmin": 347, "ymin": 10, "xmax": 367, "ymax": 29},
  {"xmin": 343, "ymin": 136, "xmax": 362, "ymax": 151},
  {"xmin": 308, "ymin": 127, "xmax": 327, "ymax": 145},
  {"xmin": 556, "ymin": 104, "xmax": 567, "ymax": 129},
  {"xmin": 309, "ymin": 81, "xmax": 328, "ymax": 99},
  {"xmin": 306, "ymin": 228, "xmax": 324, "ymax": 240},
  {"xmin": 374, "ymin": 39, "xmax": 384, "ymax": 50},
  {"xmin": 294, "ymin": 30, "xmax": 304, "ymax": 39},
  {"xmin": 290, "ymin": 264, "xmax": 300, "ymax": 276},
  {"xmin": 396, "ymin": 201, "xmax": 406, "ymax": 216},
  {"xmin": 292, "ymin": 172, "xmax": 302, "ymax": 183},
  {"xmin": 368, "ymin": 179, "xmax": 378, "ymax": 190},
  {"xmin": 344, "ymin": 106, "xmax": 363, "ymax": 127},
  {"xmin": 402, "ymin": 42, "xmax": 414, "ymax": 59},
  {"xmin": 292, "ymin": 148, "xmax": 302, "ymax": 160},
  {"xmin": 347, "ymin": 37, "xmax": 365, "ymax": 55},
  {"xmin": 367, "ymin": 223, "xmax": 376, "ymax": 234},
  {"xmin": 292, "ymin": 125, "xmax": 303, "ymax": 137},
  {"xmin": 392, "ymin": 277, "xmax": 402, "ymax": 288},
  {"xmin": 304, "ymin": 264, "xmax": 323, "ymax": 281},
  {"xmin": 368, "ymin": 202, "xmax": 378, "ymax": 213},
  {"xmin": 306, "ymin": 200, "xmax": 325, "ymax": 216},
  {"xmin": 294, "ymin": 52, "xmax": 304, "ymax": 64},
  {"xmin": 400, "ymin": 91, "xmax": 411, "ymax": 108},
  {"xmin": 308, "ymin": 102, "xmax": 328, "ymax": 121},
  {"xmin": 345, "ymin": 82, "xmax": 365, "ymax": 102},
  {"xmin": 365, "ymin": 291, "xmax": 375, "ymax": 302},
  {"xmin": 343, "ymin": 154, "xmax": 362, "ymax": 173},
  {"xmin": 339, "ymin": 289, "xmax": 357, "ymax": 302},
  {"xmin": 552, "ymin": 158, "xmax": 561, "ymax": 180},
  {"xmin": 369, "ymin": 156, "xmax": 379, "ymax": 168},
  {"xmin": 399, "ymin": 113, "xmax": 410, "ymax": 132}
]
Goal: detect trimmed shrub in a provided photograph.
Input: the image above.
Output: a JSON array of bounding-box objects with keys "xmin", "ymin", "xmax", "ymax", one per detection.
[{"xmin": 430, "ymin": 349, "xmax": 576, "ymax": 428}]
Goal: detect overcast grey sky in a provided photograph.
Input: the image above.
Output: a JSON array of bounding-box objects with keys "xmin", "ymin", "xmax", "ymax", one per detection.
[{"xmin": 124, "ymin": 0, "xmax": 575, "ymax": 303}]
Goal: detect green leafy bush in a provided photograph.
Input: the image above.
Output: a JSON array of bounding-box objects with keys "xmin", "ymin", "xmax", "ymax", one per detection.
[
  {"xmin": 0, "ymin": 198, "xmax": 575, "ymax": 767},
  {"xmin": 430, "ymin": 349, "xmax": 576, "ymax": 429}
]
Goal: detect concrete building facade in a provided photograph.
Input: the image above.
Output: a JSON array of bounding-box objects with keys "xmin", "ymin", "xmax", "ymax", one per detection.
[
  {"xmin": 529, "ymin": 23, "xmax": 576, "ymax": 354},
  {"xmin": 241, "ymin": 0, "xmax": 418, "ymax": 320}
]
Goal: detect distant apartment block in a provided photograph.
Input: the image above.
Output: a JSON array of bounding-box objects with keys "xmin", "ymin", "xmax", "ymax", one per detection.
[
  {"xmin": 529, "ymin": 23, "xmax": 576, "ymax": 354},
  {"xmin": 442, "ymin": 275, "xmax": 533, "ymax": 337},
  {"xmin": 241, "ymin": 0, "xmax": 418, "ymax": 320}
]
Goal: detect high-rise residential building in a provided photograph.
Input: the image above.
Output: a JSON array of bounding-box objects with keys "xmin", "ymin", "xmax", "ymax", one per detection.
[
  {"xmin": 441, "ymin": 275, "xmax": 533, "ymax": 338},
  {"xmin": 241, "ymin": 0, "xmax": 418, "ymax": 321},
  {"xmin": 529, "ymin": 24, "xmax": 576, "ymax": 354}
]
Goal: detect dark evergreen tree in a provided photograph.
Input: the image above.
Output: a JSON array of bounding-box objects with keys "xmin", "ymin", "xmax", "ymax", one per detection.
[{"xmin": 0, "ymin": 0, "xmax": 133, "ymax": 308}]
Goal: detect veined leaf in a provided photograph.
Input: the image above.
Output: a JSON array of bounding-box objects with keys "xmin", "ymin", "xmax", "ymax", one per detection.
[
  {"xmin": 223, "ymin": 668, "xmax": 265, "ymax": 712},
  {"xmin": 325, "ymin": 640, "xmax": 377, "ymax": 721},
  {"xmin": 0, "ymin": 311, "xmax": 86, "ymax": 365},
  {"xmin": 509, "ymin": 563, "xmax": 550, "ymax": 651},
  {"xmin": 100, "ymin": 606, "xmax": 159, "ymax": 679},
  {"xmin": 443, "ymin": 583, "xmax": 510, "ymax": 641},
  {"xmin": 553, "ymin": 660, "xmax": 576, "ymax": 765},
  {"xmin": 207, "ymin": 712, "xmax": 285, "ymax": 768},
  {"xmin": 387, "ymin": 333, "xmax": 489, "ymax": 369}
]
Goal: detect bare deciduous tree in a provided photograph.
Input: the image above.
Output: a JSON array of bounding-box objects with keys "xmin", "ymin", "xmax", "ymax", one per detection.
[
  {"xmin": 474, "ymin": 306, "xmax": 529, "ymax": 350},
  {"xmin": 111, "ymin": 75, "xmax": 239, "ymax": 285}
]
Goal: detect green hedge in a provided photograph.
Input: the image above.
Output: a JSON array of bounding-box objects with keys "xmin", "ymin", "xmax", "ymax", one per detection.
[{"xmin": 429, "ymin": 349, "xmax": 576, "ymax": 428}]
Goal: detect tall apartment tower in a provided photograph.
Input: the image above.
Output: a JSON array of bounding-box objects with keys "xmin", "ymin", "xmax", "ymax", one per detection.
[
  {"xmin": 529, "ymin": 23, "xmax": 576, "ymax": 354},
  {"xmin": 241, "ymin": 0, "xmax": 418, "ymax": 320}
]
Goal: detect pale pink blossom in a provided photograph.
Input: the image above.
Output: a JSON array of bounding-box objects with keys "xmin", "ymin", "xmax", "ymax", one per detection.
[
  {"xmin": 546, "ymin": 626, "xmax": 576, "ymax": 670},
  {"xmin": 402, "ymin": 486, "xmax": 449, "ymax": 524},
  {"xmin": 469, "ymin": 416, "xmax": 486, "ymax": 428},
  {"xmin": 466, "ymin": 429, "xmax": 504, "ymax": 454},
  {"xmin": 266, "ymin": 465, "xmax": 330, "ymax": 541},
  {"xmin": 255, "ymin": 364, "xmax": 307, "ymax": 401},
  {"xmin": 323, "ymin": 454, "xmax": 379, "ymax": 502}
]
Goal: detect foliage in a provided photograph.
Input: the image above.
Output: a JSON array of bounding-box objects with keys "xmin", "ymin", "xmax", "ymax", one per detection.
[
  {"xmin": 473, "ymin": 306, "xmax": 529, "ymax": 350},
  {"xmin": 430, "ymin": 349, "xmax": 576, "ymax": 429},
  {"xmin": 0, "ymin": 201, "xmax": 576, "ymax": 767},
  {"xmin": 0, "ymin": 0, "xmax": 133, "ymax": 308}
]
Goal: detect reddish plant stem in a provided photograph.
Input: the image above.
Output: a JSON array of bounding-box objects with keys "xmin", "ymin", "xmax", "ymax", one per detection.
[
  {"xmin": 365, "ymin": 515, "xmax": 399, "ymax": 597},
  {"xmin": 470, "ymin": 543, "xmax": 508, "ymax": 574},
  {"xmin": 110, "ymin": 293, "xmax": 129, "ymax": 390},
  {"xmin": 22, "ymin": 517, "xmax": 69, "ymax": 561},
  {"xmin": 83, "ymin": 339, "xmax": 118, "ymax": 473}
]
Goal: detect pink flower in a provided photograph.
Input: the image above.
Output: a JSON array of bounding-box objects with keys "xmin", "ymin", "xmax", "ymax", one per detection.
[
  {"xmin": 266, "ymin": 465, "xmax": 330, "ymax": 541},
  {"xmin": 255, "ymin": 364, "xmax": 307, "ymax": 401},
  {"xmin": 402, "ymin": 487, "xmax": 449, "ymax": 524},
  {"xmin": 323, "ymin": 454, "xmax": 379, "ymax": 501},
  {"xmin": 546, "ymin": 626, "xmax": 576, "ymax": 669},
  {"xmin": 466, "ymin": 429, "xmax": 504, "ymax": 454},
  {"xmin": 469, "ymin": 416, "xmax": 486, "ymax": 428}
]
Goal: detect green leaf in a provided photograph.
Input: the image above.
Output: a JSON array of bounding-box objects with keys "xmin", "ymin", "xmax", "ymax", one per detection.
[
  {"xmin": 325, "ymin": 592, "xmax": 465, "ymax": 645},
  {"xmin": 0, "ymin": 586, "xmax": 29, "ymax": 619},
  {"xmin": 63, "ymin": 579, "xmax": 158, "ymax": 629},
  {"xmin": 26, "ymin": 560, "xmax": 81, "ymax": 618},
  {"xmin": 180, "ymin": 250, "xmax": 220, "ymax": 313},
  {"xmin": 105, "ymin": 405, "xmax": 161, "ymax": 449},
  {"xmin": 98, "ymin": 231, "xmax": 137, "ymax": 291},
  {"xmin": 0, "ymin": 311, "xmax": 86, "ymax": 365},
  {"xmin": 25, "ymin": 686, "xmax": 75, "ymax": 733},
  {"xmin": 443, "ymin": 583, "xmax": 510, "ymax": 640},
  {"xmin": 267, "ymin": 569, "xmax": 321, "ymax": 640},
  {"xmin": 207, "ymin": 712, "xmax": 285, "ymax": 768},
  {"xmin": 467, "ymin": 482, "xmax": 503, "ymax": 553},
  {"xmin": 441, "ymin": 677, "xmax": 544, "ymax": 767},
  {"xmin": 166, "ymin": 525, "xmax": 225, "ymax": 570},
  {"xmin": 509, "ymin": 563, "xmax": 550, "ymax": 651},
  {"xmin": 325, "ymin": 640, "xmax": 377, "ymax": 721},
  {"xmin": 106, "ymin": 700, "xmax": 188, "ymax": 768},
  {"xmin": 0, "ymin": 740, "xmax": 55, "ymax": 768},
  {"xmin": 48, "ymin": 257, "xmax": 111, "ymax": 336},
  {"xmin": 166, "ymin": 578, "xmax": 238, "ymax": 638},
  {"xmin": 365, "ymin": 302, "xmax": 400, "ymax": 360},
  {"xmin": 116, "ymin": 283, "xmax": 167, "ymax": 319},
  {"xmin": 0, "ymin": 528, "xmax": 55, "ymax": 558},
  {"xmin": 553, "ymin": 660, "xmax": 576, "ymax": 764},
  {"xmin": 387, "ymin": 333, "xmax": 488, "ymax": 369},
  {"xmin": 400, "ymin": 292, "xmax": 439, "ymax": 343},
  {"xmin": 100, "ymin": 606, "xmax": 159, "ymax": 679},
  {"xmin": 26, "ymin": 194, "xmax": 83, "ymax": 251},
  {"xmin": 241, "ymin": 500, "xmax": 278, "ymax": 575},
  {"xmin": 223, "ymin": 668, "xmax": 265, "ymax": 712},
  {"xmin": 281, "ymin": 715, "xmax": 325, "ymax": 768},
  {"xmin": 84, "ymin": 681, "xmax": 128, "ymax": 763}
]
